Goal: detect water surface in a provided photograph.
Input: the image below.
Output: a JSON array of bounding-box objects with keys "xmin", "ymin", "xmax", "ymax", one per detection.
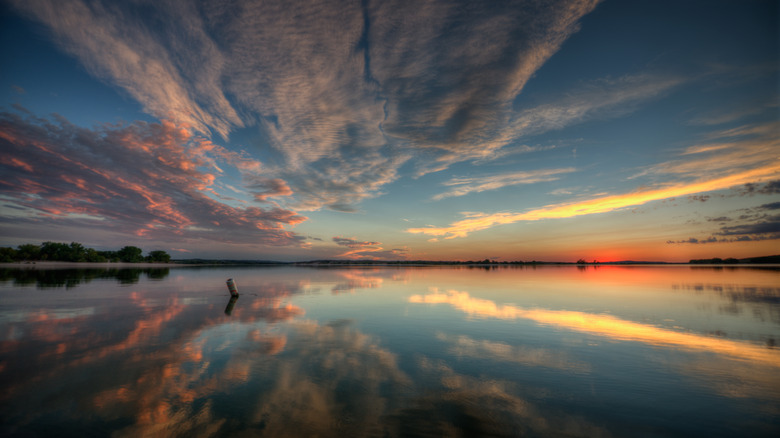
[{"xmin": 1, "ymin": 265, "xmax": 778, "ymax": 437}]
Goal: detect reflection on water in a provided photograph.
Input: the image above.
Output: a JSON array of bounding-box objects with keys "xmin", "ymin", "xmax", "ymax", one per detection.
[
  {"xmin": 409, "ymin": 288, "xmax": 780, "ymax": 365},
  {"xmin": 1, "ymin": 266, "xmax": 779, "ymax": 437},
  {"xmin": 224, "ymin": 296, "xmax": 238, "ymax": 315},
  {"xmin": 0, "ymin": 267, "xmax": 170, "ymax": 287}
]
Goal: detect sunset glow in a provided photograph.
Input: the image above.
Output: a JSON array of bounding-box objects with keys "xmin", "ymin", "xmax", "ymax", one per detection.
[{"xmin": 408, "ymin": 161, "xmax": 780, "ymax": 239}]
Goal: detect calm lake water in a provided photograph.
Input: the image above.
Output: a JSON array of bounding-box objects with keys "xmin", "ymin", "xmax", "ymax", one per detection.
[{"xmin": 1, "ymin": 265, "xmax": 779, "ymax": 437}]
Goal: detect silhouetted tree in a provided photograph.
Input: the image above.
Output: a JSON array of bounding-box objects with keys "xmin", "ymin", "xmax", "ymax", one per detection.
[
  {"xmin": 146, "ymin": 250, "xmax": 171, "ymax": 263},
  {"xmin": 117, "ymin": 246, "xmax": 144, "ymax": 263},
  {"xmin": 98, "ymin": 250, "xmax": 119, "ymax": 262},
  {"xmin": 85, "ymin": 248, "xmax": 107, "ymax": 262},
  {"xmin": 16, "ymin": 244, "xmax": 40, "ymax": 260},
  {"xmin": 66, "ymin": 242, "xmax": 87, "ymax": 262},
  {"xmin": 40, "ymin": 242, "xmax": 68, "ymax": 261},
  {"xmin": 0, "ymin": 247, "xmax": 16, "ymax": 262},
  {"xmin": 1, "ymin": 242, "xmax": 178, "ymax": 263}
]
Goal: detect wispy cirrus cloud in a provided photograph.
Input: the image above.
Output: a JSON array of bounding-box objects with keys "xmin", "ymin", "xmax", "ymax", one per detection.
[
  {"xmin": 510, "ymin": 74, "xmax": 683, "ymax": 137},
  {"xmin": 415, "ymin": 72, "xmax": 683, "ymax": 172},
  {"xmin": 9, "ymin": 0, "xmax": 695, "ymax": 220},
  {"xmin": 9, "ymin": 0, "xmax": 392, "ymax": 212},
  {"xmin": 0, "ymin": 111, "xmax": 306, "ymax": 246},
  {"xmin": 331, "ymin": 236, "xmax": 408, "ymax": 260},
  {"xmin": 286, "ymin": 152, "xmax": 410, "ymax": 212},
  {"xmin": 371, "ymin": 0, "xmax": 602, "ymax": 156},
  {"xmin": 9, "ymin": 0, "xmax": 607, "ymax": 212},
  {"xmin": 433, "ymin": 167, "xmax": 576, "ymax": 200},
  {"xmin": 687, "ymin": 97, "xmax": 778, "ymax": 126},
  {"xmin": 333, "ymin": 237, "xmax": 381, "ymax": 248},
  {"xmin": 410, "ymin": 121, "xmax": 780, "ymax": 239},
  {"xmin": 669, "ymin": 201, "xmax": 780, "ymax": 244},
  {"xmin": 409, "ymin": 163, "xmax": 780, "ymax": 239},
  {"xmin": 9, "ymin": 0, "xmax": 242, "ymax": 139},
  {"xmin": 629, "ymin": 121, "xmax": 780, "ymax": 181}
]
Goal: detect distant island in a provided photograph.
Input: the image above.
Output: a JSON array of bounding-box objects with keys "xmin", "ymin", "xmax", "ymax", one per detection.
[
  {"xmin": 2, "ymin": 241, "xmax": 778, "ymax": 266},
  {"xmin": 688, "ymin": 255, "xmax": 780, "ymax": 264}
]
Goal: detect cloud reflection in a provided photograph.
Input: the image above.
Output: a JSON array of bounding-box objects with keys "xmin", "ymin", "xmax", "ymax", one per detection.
[
  {"xmin": 436, "ymin": 332, "xmax": 590, "ymax": 373},
  {"xmin": 331, "ymin": 269, "xmax": 385, "ymax": 294},
  {"xmin": 387, "ymin": 357, "xmax": 610, "ymax": 438},
  {"xmin": 672, "ymin": 281, "xmax": 780, "ymax": 325},
  {"xmin": 0, "ymin": 275, "xmax": 607, "ymax": 437},
  {"xmin": 0, "ymin": 280, "xmax": 306, "ymax": 436},
  {"xmin": 409, "ymin": 289, "xmax": 780, "ymax": 367}
]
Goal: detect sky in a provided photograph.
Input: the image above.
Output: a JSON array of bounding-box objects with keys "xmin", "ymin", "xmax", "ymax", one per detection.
[{"xmin": 0, "ymin": 0, "xmax": 778, "ymax": 262}]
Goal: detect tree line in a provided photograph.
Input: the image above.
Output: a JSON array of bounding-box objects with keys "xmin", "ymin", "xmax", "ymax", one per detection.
[{"xmin": 0, "ymin": 242, "xmax": 171, "ymax": 263}]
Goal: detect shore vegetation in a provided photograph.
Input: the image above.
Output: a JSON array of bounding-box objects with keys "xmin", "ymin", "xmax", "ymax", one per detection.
[{"xmin": 0, "ymin": 242, "xmax": 171, "ymax": 263}]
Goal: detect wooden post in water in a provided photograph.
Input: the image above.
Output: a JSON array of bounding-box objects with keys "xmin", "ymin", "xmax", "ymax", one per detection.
[
  {"xmin": 224, "ymin": 296, "xmax": 238, "ymax": 315},
  {"xmin": 226, "ymin": 278, "xmax": 239, "ymax": 297}
]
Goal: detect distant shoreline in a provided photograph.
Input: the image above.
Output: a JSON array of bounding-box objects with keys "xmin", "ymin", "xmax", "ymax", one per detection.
[
  {"xmin": 2, "ymin": 255, "xmax": 778, "ymax": 269},
  {"xmin": 0, "ymin": 261, "xmax": 188, "ymax": 269}
]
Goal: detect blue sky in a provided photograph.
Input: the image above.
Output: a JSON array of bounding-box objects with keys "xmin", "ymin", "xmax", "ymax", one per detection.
[{"xmin": 1, "ymin": 0, "xmax": 778, "ymax": 262}]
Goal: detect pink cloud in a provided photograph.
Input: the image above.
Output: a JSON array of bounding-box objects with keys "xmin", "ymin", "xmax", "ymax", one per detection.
[
  {"xmin": 331, "ymin": 236, "xmax": 409, "ymax": 260},
  {"xmin": 0, "ymin": 156, "xmax": 34, "ymax": 172},
  {"xmin": 246, "ymin": 177, "xmax": 294, "ymax": 202},
  {"xmin": 0, "ymin": 111, "xmax": 307, "ymax": 247},
  {"xmin": 333, "ymin": 236, "xmax": 381, "ymax": 248}
]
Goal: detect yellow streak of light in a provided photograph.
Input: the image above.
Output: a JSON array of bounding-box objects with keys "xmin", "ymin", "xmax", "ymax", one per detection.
[
  {"xmin": 409, "ymin": 290, "xmax": 780, "ymax": 367},
  {"xmin": 407, "ymin": 163, "xmax": 780, "ymax": 238}
]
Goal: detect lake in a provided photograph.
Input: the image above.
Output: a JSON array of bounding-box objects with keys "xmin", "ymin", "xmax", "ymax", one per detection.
[{"xmin": 1, "ymin": 265, "xmax": 778, "ymax": 437}]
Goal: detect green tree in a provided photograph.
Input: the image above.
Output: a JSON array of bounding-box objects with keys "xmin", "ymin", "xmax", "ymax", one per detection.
[
  {"xmin": 65, "ymin": 242, "xmax": 87, "ymax": 262},
  {"xmin": 0, "ymin": 247, "xmax": 17, "ymax": 262},
  {"xmin": 98, "ymin": 250, "xmax": 119, "ymax": 262},
  {"xmin": 117, "ymin": 246, "xmax": 144, "ymax": 263},
  {"xmin": 40, "ymin": 242, "xmax": 69, "ymax": 261},
  {"xmin": 85, "ymin": 248, "xmax": 107, "ymax": 262},
  {"xmin": 146, "ymin": 250, "xmax": 171, "ymax": 263},
  {"xmin": 16, "ymin": 244, "xmax": 41, "ymax": 260}
]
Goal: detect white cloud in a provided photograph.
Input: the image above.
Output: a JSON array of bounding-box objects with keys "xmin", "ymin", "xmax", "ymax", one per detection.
[
  {"xmin": 10, "ymin": 0, "xmax": 613, "ymax": 212},
  {"xmin": 10, "ymin": 0, "xmax": 242, "ymax": 138},
  {"xmin": 433, "ymin": 167, "xmax": 577, "ymax": 200}
]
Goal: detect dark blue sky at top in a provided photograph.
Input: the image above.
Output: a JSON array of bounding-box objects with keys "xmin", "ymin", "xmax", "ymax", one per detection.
[{"xmin": 0, "ymin": 6, "xmax": 146, "ymax": 126}]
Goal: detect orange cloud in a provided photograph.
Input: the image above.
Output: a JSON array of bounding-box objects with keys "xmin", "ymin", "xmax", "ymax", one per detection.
[
  {"xmin": 331, "ymin": 270, "xmax": 385, "ymax": 293},
  {"xmin": 0, "ymin": 156, "xmax": 34, "ymax": 172},
  {"xmin": 0, "ymin": 113, "xmax": 308, "ymax": 246},
  {"xmin": 408, "ymin": 162, "xmax": 780, "ymax": 239}
]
